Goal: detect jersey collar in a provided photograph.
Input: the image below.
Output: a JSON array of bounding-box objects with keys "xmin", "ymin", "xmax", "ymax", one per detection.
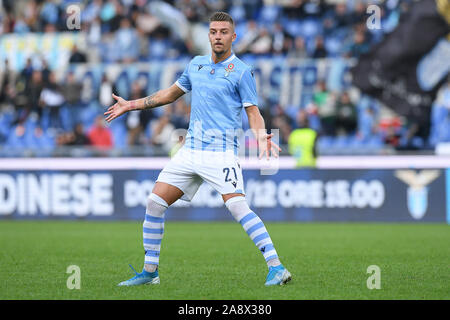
[{"xmin": 210, "ymin": 52, "xmax": 236, "ymax": 65}]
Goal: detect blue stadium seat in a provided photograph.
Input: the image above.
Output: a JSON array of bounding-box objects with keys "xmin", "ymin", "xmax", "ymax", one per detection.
[
  {"xmin": 229, "ymin": 5, "xmax": 246, "ymax": 24},
  {"xmin": 410, "ymin": 136, "xmax": 424, "ymax": 149},
  {"xmin": 80, "ymin": 102, "xmax": 102, "ymax": 130},
  {"xmin": 366, "ymin": 134, "xmax": 383, "ymax": 149},
  {"xmin": 334, "ymin": 135, "xmax": 352, "ymax": 149},
  {"xmin": 317, "ymin": 136, "xmax": 333, "ymax": 149},
  {"xmin": 307, "ymin": 114, "xmax": 321, "ymax": 132},
  {"xmin": 285, "ymin": 105, "xmax": 299, "ymax": 122},
  {"xmin": 299, "ymin": 18, "xmax": 322, "ymax": 41},
  {"xmin": 282, "ymin": 18, "xmax": 302, "ymax": 38},
  {"xmin": 258, "ymin": 5, "xmax": 280, "ymax": 24},
  {"xmin": 59, "ymin": 105, "xmax": 73, "ymax": 131},
  {"xmin": 5, "ymin": 126, "xmax": 26, "ymax": 149},
  {"xmin": 324, "ymin": 36, "xmax": 342, "ymax": 57},
  {"xmin": 109, "ymin": 120, "xmax": 127, "ymax": 148}
]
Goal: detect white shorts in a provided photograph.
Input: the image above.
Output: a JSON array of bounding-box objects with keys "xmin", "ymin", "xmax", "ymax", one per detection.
[{"xmin": 156, "ymin": 147, "xmax": 245, "ymax": 201}]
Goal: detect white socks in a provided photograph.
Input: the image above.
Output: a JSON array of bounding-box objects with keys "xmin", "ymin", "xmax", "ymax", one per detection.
[
  {"xmin": 143, "ymin": 193, "xmax": 168, "ymax": 273},
  {"xmin": 225, "ymin": 196, "xmax": 281, "ymax": 268}
]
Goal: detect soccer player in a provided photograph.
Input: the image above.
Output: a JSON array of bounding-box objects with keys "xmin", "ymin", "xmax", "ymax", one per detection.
[{"xmin": 105, "ymin": 12, "xmax": 291, "ymax": 286}]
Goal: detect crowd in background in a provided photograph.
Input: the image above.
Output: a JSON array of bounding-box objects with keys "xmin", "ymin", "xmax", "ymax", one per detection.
[
  {"xmin": 1, "ymin": 0, "xmax": 401, "ymax": 61},
  {"xmin": 0, "ymin": 0, "xmax": 449, "ymax": 156}
]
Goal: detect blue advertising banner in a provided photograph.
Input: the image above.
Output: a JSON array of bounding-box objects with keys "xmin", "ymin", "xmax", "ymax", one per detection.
[{"xmin": 0, "ymin": 169, "xmax": 447, "ymax": 222}]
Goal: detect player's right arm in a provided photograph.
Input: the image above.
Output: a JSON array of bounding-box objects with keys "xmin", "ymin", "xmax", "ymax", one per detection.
[{"xmin": 104, "ymin": 83, "xmax": 185, "ymax": 123}]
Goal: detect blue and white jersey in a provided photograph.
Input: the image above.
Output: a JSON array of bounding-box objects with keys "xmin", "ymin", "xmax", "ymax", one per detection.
[{"xmin": 175, "ymin": 53, "xmax": 257, "ymax": 153}]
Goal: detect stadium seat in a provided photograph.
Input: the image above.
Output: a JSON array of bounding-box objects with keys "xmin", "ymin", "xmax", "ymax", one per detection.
[
  {"xmin": 80, "ymin": 102, "xmax": 102, "ymax": 130},
  {"xmin": 324, "ymin": 36, "xmax": 342, "ymax": 57},
  {"xmin": 258, "ymin": 5, "xmax": 280, "ymax": 24},
  {"xmin": 281, "ymin": 18, "xmax": 302, "ymax": 38},
  {"xmin": 317, "ymin": 136, "xmax": 333, "ymax": 151},
  {"xmin": 109, "ymin": 120, "xmax": 127, "ymax": 148},
  {"xmin": 229, "ymin": 5, "xmax": 246, "ymax": 24},
  {"xmin": 300, "ymin": 18, "xmax": 322, "ymax": 41}
]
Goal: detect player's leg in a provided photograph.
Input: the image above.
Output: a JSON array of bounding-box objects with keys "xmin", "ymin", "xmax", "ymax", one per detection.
[
  {"xmin": 142, "ymin": 182, "xmax": 183, "ymax": 273},
  {"xmin": 118, "ymin": 182, "xmax": 183, "ymax": 286},
  {"xmin": 119, "ymin": 148, "xmax": 202, "ymax": 286},
  {"xmin": 223, "ymin": 193, "xmax": 291, "ymax": 286},
  {"xmin": 196, "ymin": 150, "xmax": 291, "ymax": 286}
]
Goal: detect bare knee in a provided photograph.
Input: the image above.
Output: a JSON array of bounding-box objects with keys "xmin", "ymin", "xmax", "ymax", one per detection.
[{"xmin": 152, "ymin": 182, "xmax": 184, "ymax": 206}]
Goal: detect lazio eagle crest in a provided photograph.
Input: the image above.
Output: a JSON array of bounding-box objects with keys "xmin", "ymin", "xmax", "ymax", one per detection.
[{"xmin": 394, "ymin": 170, "xmax": 440, "ymax": 220}]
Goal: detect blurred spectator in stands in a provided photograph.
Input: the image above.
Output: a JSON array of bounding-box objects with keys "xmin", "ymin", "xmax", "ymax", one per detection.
[
  {"xmin": 99, "ymin": 74, "xmax": 116, "ymax": 108},
  {"xmin": 383, "ymin": 125, "xmax": 402, "ymax": 148},
  {"xmin": 13, "ymin": 14, "xmax": 30, "ymax": 33},
  {"xmin": 69, "ymin": 44, "xmax": 87, "ymax": 63},
  {"xmin": 39, "ymin": 72, "xmax": 65, "ymax": 130},
  {"xmin": 23, "ymin": 70, "xmax": 44, "ymax": 123},
  {"xmin": 22, "ymin": 0, "xmax": 40, "ymax": 32},
  {"xmin": 39, "ymin": 0, "xmax": 59, "ymax": 28},
  {"xmin": 335, "ymin": 91, "xmax": 357, "ymax": 135},
  {"xmin": 313, "ymin": 80, "xmax": 336, "ymax": 136},
  {"xmin": 312, "ymin": 36, "xmax": 327, "ymax": 58},
  {"xmin": 150, "ymin": 110, "xmax": 175, "ymax": 154},
  {"xmin": 82, "ymin": 0, "xmax": 103, "ymax": 24},
  {"xmin": 20, "ymin": 58, "xmax": 34, "ymax": 87},
  {"xmin": 271, "ymin": 22, "xmax": 283, "ymax": 53},
  {"xmin": 352, "ymin": 1, "xmax": 368, "ymax": 25},
  {"xmin": 288, "ymin": 109, "xmax": 318, "ymax": 168},
  {"xmin": 61, "ymin": 123, "xmax": 90, "ymax": 146},
  {"xmin": 126, "ymin": 80, "xmax": 152, "ymax": 145},
  {"xmin": 86, "ymin": 16, "xmax": 102, "ymax": 62},
  {"xmin": 0, "ymin": 59, "xmax": 15, "ymax": 105},
  {"xmin": 7, "ymin": 122, "xmax": 27, "ymax": 148},
  {"xmin": 235, "ymin": 20, "xmax": 259, "ymax": 54},
  {"xmin": 62, "ymin": 71, "xmax": 83, "ymax": 129},
  {"xmin": 43, "ymin": 22, "xmax": 57, "ymax": 33},
  {"xmin": 250, "ymin": 27, "xmax": 272, "ymax": 55},
  {"xmin": 271, "ymin": 110, "xmax": 293, "ymax": 146},
  {"xmin": 88, "ymin": 115, "xmax": 113, "ymax": 149},
  {"xmin": 176, "ymin": 0, "xmax": 213, "ymax": 23},
  {"xmin": 287, "ymin": 36, "xmax": 308, "ymax": 59},
  {"xmin": 115, "ymin": 17, "xmax": 139, "ymax": 63},
  {"xmin": 100, "ymin": 0, "xmax": 123, "ymax": 33},
  {"xmin": 345, "ymin": 28, "xmax": 370, "ymax": 58},
  {"xmin": 41, "ymin": 58, "xmax": 51, "ymax": 85},
  {"xmin": 71, "ymin": 123, "xmax": 90, "ymax": 146},
  {"xmin": 334, "ymin": 2, "xmax": 352, "ymax": 29},
  {"xmin": 243, "ymin": 0, "xmax": 261, "ymax": 20},
  {"xmin": 170, "ymin": 98, "xmax": 190, "ymax": 130},
  {"xmin": 358, "ymin": 106, "xmax": 377, "ymax": 141},
  {"xmin": 281, "ymin": 0, "xmax": 308, "ymax": 19},
  {"xmin": 30, "ymin": 125, "xmax": 55, "ymax": 151}
]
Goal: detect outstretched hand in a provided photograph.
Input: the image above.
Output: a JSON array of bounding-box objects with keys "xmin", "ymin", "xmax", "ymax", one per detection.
[
  {"xmin": 258, "ymin": 133, "xmax": 281, "ymax": 160},
  {"xmin": 104, "ymin": 93, "xmax": 130, "ymax": 122}
]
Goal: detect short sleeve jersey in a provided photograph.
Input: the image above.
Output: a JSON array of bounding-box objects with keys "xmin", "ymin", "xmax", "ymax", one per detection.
[{"xmin": 175, "ymin": 53, "xmax": 258, "ymax": 153}]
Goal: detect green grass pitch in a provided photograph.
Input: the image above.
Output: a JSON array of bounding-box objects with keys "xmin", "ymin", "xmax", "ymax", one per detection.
[{"xmin": 0, "ymin": 221, "xmax": 448, "ymax": 300}]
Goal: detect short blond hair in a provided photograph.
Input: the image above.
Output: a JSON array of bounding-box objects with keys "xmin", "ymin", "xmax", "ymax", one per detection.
[{"xmin": 209, "ymin": 12, "xmax": 234, "ymax": 29}]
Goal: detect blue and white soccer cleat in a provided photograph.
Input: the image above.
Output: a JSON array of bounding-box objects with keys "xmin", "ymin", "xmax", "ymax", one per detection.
[
  {"xmin": 117, "ymin": 264, "xmax": 160, "ymax": 286},
  {"xmin": 265, "ymin": 264, "xmax": 292, "ymax": 286}
]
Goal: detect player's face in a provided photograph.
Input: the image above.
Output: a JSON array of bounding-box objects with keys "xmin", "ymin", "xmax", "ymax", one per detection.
[{"xmin": 209, "ymin": 21, "xmax": 236, "ymax": 56}]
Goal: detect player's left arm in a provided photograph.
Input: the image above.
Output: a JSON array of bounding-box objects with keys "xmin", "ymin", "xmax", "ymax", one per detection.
[
  {"xmin": 240, "ymin": 66, "xmax": 281, "ymax": 159},
  {"xmin": 245, "ymin": 105, "xmax": 281, "ymax": 159}
]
